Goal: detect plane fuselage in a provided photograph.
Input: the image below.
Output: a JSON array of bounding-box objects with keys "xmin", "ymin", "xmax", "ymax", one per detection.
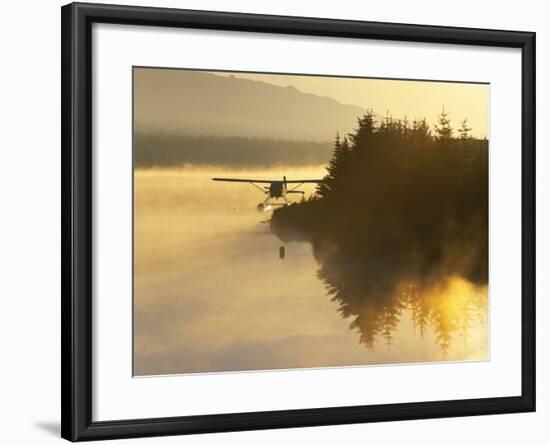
[{"xmin": 269, "ymin": 181, "xmax": 284, "ymax": 198}]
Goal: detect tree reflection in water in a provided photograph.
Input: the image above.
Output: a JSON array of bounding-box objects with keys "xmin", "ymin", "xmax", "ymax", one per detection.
[{"xmin": 315, "ymin": 243, "xmax": 487, "ymax": 354}]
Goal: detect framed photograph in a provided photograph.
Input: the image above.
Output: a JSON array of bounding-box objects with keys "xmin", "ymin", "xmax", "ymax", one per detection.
[{"xmin": 61, "ymin": 2, "xmax": 536, "ymax": 441}]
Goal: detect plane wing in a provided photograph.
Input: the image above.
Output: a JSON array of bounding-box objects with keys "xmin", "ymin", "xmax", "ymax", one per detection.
[
  {"xmin": 212, "ymin": 178, "xmax": 273, "ymax": 183},
  {"xmin": 283, "ymin": 179, "xmax": 323, "ymax": 183},
  {"xmin": 212, "ymin": 178, "xmax": 323, "ymax": 183}
]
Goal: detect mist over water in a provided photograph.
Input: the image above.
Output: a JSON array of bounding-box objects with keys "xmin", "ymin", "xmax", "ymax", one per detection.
[{"xmin": 133, "ymin": 165, "xmax": 488, "ymax": 376}]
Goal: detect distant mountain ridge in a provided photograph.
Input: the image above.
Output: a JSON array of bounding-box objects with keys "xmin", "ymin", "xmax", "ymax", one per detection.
[{"xmin": 134, "ymin": 69, "xmax": 368, "ymax": 142}]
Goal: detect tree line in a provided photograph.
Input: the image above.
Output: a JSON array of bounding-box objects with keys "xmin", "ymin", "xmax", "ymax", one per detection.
[{"xmin": 134, "ymin": 133, "xmax": 332, "ymax": 168}]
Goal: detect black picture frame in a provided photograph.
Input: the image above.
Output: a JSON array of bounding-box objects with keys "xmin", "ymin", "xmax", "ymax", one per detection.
[{"xmin": 61, "ymin": 2, "xmax": 536, "ymax": 441}]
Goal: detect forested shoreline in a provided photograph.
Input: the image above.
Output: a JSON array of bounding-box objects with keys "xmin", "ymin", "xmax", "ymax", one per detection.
[{"xmin": 270, "ymin": 110, "xmax": 489, "ymax": 350}]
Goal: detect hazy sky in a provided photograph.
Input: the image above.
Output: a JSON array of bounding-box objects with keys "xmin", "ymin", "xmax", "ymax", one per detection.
[
  {"xmin": 215, "ymin": 71, "xmax": 489, "ymax": 138},
  {"xmin": 134, "ymin": 68, "xmax": 366, "ymax": 141}
]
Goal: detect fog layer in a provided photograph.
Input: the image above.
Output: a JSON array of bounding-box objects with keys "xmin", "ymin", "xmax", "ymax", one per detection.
[{"xmin": 134, "ymin": 166, "xmax": 487, "ymax": 376}]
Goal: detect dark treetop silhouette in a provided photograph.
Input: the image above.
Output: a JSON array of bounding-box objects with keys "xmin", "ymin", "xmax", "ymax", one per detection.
[{"xmin": 271, "ymin": 110, "xmax": 488, "ymax": 354}]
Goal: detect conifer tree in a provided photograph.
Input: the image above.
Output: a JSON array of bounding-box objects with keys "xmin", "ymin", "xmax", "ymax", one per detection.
[
  {"xmin": 458, "ymin": 119, "xmax": 472, "ymax": 139},
  {"xmin": 410, "ymin": 118, "xmax": 431, "ymax": 147},
  {"xmin": 348, "ymin": 110, "xmax": 376, "ymax": 148},
  {"xmin": 318, "ymin": 133, "xmax": 351, "ymax": 199},
  {"xmin": 457, "ymin": 118, "xmax": 476, "ymax": 179},
  {"xmin": 434, "ymin": 107, "xmax": 453, "ymax": 141}
]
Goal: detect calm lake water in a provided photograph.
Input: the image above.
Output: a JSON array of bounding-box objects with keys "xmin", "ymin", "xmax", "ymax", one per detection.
[{"xmin": 133, "ymin": 166, "xmax": 488, "ymax": 376}]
